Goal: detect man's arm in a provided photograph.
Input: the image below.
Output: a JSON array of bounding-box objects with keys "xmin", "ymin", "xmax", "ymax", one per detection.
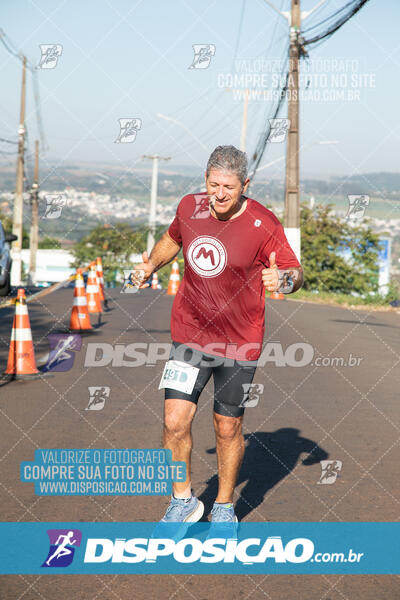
[
  {"xmin": 134, "ymin": 231, "xmax": 181, "ymax": 285},
  {"xmin": 148, "ymin": 231, "xmax": 181, "ymax": 271}
]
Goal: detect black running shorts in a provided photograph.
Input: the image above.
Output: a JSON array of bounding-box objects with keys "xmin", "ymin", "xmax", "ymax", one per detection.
[{"xmin": 163, "ymin": 342, "xmax": 257, "ymax": 417}]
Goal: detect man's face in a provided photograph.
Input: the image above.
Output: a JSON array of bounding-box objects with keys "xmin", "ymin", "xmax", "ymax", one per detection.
[{"xmin": 205, "ymin": 169, "xmax": 249, "ymax": 217}]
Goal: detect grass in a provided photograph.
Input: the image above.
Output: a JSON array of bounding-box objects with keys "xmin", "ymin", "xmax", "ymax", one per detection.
[{"xmin": 288, "ymin": 288, "xmax": 398, "ymax": 310}]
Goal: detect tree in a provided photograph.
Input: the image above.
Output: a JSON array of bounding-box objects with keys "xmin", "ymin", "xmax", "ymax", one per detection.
[
  {"xmin": 39, "ymin": 236, "xmax": 61, "ymax": 249},
  {"xmin": 72, "ymin": 222, "xmax": 183, "ymax": 287},
  {"xmin": 301, "ymin": 203, "xmax": 381, "ymax": 296},
  {"xmin": 72, "ymin": 223, "xmax": 149, "ymax": 283}
]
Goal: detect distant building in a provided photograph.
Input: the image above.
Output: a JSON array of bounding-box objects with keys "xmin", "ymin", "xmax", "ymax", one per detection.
[
  {"xmin": 20, "ymin": 249, "xmax": 143, "ymax": 285},
  {"xmin": 21, "ymin": 249, "xmax": 75, "ymax": 284}
]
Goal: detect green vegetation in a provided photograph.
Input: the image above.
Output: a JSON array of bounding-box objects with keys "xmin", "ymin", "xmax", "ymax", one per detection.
[
  {"xmin": 301, "ymin": 203, "xmax": 382, "ymax": 297},
  {"xmin": 71, "ymin": 223, "xmax": 147, "ymax": 283},
  {"xmin": 38, "ymin": 236, "xmax": 61, "ymax": 249},
  {"xmin": 71, "ymin": 222, "xmax": 182, "ymax": 286},
  {"xmin": 291, "ymin": 287, "xmax": 399, "ymax": 308},
  {"xmin": 69, "ymin": 202, "xmax": 397, "ymax": 304}
]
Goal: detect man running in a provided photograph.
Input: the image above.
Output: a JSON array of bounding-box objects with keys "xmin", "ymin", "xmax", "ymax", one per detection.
[
  {"xmin": 45, "ymin": 531, "xmax": 77, "ymax": 566},
  {"xmin": 135, "ymin": 145, "xmax": 303, "ymax": 529}
]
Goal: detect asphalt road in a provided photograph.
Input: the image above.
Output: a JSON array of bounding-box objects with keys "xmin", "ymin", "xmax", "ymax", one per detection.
[{"xmin": 0, "ymin": 287, "xmax": 399, "ymax": 599}]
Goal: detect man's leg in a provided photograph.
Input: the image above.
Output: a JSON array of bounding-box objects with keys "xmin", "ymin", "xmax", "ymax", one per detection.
[
  {"xmin": 211, "ymin": 359, "xmax": 256, "ymax": 511},
  {"xmin": 163, "ymin": 397, "xmax": 197, "ymax": 498},
  {"xmin": 213, "ymin": 413, "xmax": 244, "ymax": 503}
]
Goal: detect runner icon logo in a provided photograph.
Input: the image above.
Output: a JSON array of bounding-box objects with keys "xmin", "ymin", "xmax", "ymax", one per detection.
[
  {"xmin": 187, "ymin": 236, "xmax": 227, "ymax": 278},
  {"xmin": 86, "ymin": 386, "xmax": 110, "ymax": 411},
  {"xmin": 191, "ymin": 194, "xmax": 210, "ymax": 219},
  {"xmin": 43, "ymin": 194, "xmax": 67, "ymax": 219},
  {"xmin": 241, "ymin": 383, "xmax": 264, "ymax": 407},
  {"xmin": 38, "ymin": 44, "xmax": 63, "ymax": 69},
  {"xmin": 188, "ymin": 44, "xmax": 216, "ymax": 70},
  {"xmin": 318, "ymin": 460, "xmax": 342, "ymax": 485},
  {"xmin": 43, "ymin": 334, "xmax": 82, "ymax": 372},
  {"xmin": 346, "ymin": 195, "xmax": 369, "ymax": 221},
  {"xmin": 114, "ymin": 118, "xmax": 142, "ymax": 144},
  {"xmin": 42, "ymin": 529, "xmax": 82, "ymax": 568}
]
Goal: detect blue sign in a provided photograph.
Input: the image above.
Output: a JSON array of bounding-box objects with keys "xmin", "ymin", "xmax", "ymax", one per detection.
[
  {"xmin": 378, "ymin": 238, "xmax": 391, "ymax": 294},
  {"xmin": 0, "ymin": 523, "xmax": 399, "ymax": 574},
  {"xmin": 20, "ymin": 449, "xmax": 186, "ymax": 496}
]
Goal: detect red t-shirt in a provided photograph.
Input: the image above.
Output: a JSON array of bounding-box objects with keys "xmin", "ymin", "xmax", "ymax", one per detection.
[{"xmin": 168, "ymin": 193, "xmax": 300, "ymax": 361}]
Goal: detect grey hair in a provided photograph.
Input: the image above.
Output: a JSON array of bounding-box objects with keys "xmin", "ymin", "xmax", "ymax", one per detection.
[{"xmin": 206, "ymin": 145, "xmax": 248, "ymax": 184}]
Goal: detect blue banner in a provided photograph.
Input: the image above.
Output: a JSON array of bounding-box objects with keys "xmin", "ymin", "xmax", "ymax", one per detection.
[
  {"xmin": 20, "ymin": 449, "xmax": 186, "ymax": 496},
  {"xmin": 1, "ymin": 522, "xmax": 399, "ymax": 574}
]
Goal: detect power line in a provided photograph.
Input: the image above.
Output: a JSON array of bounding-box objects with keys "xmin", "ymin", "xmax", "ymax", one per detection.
[
  {"xmin": 248, "ymin": 42, "xmax": 290, "ymax": 177},
  {"xmin": 0, "ymin": 28, "xmax": 35, "ymax": 71},
  {"xmin": 0, "ymin": 136, "xmax": 18, "ymax": 144},
  {"xmin": 157, "ymin": 91, "xmax": 244, "ymax": 158},
  {"xmin": 0, "ymin": 149, "xmax": 18, "ymax": 155},
  {"xmin": 249, "ymin": 0, "xmax": 371, "ymax": 180},
  {"xmin": 0, "ymin": 29, "xmax": 48, "ymax": 152},
  {"xmin": 249, "ymin": 68, "xmax": 289, "ymax": 177},
  {"xmin": 0, "ymin": 29, "xmax": 23, "ymax": 61},
  {"xmin": 303, "ymin": 0, "xmax": 363, "ymax": 34},
  {"xmin": 301, "ymin": 0, "xmax": 334, "ymax": 26},
  {"xmin": 24, "ymin": 126, "xmax": 34, "ymax": 191},
  {"xmin": 302, "ymin": 0, "xmax": 371, "ymax": 47},
  {"xmin": 231, "ymin": 0, "xmax": 246, "ymax": 73},
  {"xmin": 167, "ymin": 87, "xmax": 214, "ymax": 120},
  {"xmin": 244, "ymin": 0, "xmax": 287, "ymax": 158},
  {"xmin": 31, "ymin": 68, "xmax": 48, "ymax": 151}
]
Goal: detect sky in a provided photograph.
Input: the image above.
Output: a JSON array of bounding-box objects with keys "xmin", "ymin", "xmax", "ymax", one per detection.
[{"xmin": 0, "ymin": 0, "xmax": 399, "ymax": 181}]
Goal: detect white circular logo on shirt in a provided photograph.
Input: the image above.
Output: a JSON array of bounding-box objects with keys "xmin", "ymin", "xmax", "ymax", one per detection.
[{"xmin": 187, "ymin": 236, "xmax": 227, "ymax": 278}]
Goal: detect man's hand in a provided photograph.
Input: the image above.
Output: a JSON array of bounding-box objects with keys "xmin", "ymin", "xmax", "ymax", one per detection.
[
  {"xmin": 132, "ymin": 251, "xmax": 155, "ymax": 289},
  {"xmin": 262, "ymin": 252, "xmax": 279, "ymax": 292}
]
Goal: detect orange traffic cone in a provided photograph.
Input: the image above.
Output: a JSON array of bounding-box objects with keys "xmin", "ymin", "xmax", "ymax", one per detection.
[
  {"xmin": 69, "ymin": 269, "xmax": 93, "ymax": 331},
  {"xmin": 151, "ymin": 272, "xmax": 160, "ymax": 290},
  {"xmin": 167, "ymin": 261, "xmax": 180, "ymax": 296},
  {"xmin": 4, "ymin": 289, "xmax": 40, "ymax": 379},
  {"xmin": 96, "ymin": 257, "xmax": 105, "ymax": 302},
  {"xmin": 87, "ymin": 263, "xmax": 103, "ymax": 313},
  {"xmin": 270, "ymin": 291, "xmax": 285, "ymax": 300}
]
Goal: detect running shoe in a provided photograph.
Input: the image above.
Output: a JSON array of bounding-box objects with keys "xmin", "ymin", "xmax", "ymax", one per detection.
[
  {"xmin": 152, "ymin": 494, "xmax": 204, "ymax": 540},
  {"xmin": 208, "ymin": 502, "xmax": 238, "ymax": 540}
]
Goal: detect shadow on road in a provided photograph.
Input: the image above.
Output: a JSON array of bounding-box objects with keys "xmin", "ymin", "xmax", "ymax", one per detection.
[
  {"xmin": 124, "ymin": 328, "xmax": 171, "ymax": 334},
  {"xmin": 199, "ymin": 428, "xmax": 329, "ymax": 521},
  {"xmin": 330, "ymin": 318, "xmax": 396, "ymax": 328}
]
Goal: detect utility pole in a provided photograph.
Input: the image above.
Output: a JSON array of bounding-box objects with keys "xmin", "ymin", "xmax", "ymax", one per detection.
[
  {"xmin": 29, "ymin": 140, "xmax": 39, "ymax": 285},
  {"xmin": 262, "ymin": 0, "xmax": 328, "ymax": 260},
  {"xmin": 284, "ymin": 0, "xmax": 301, "ymax": 261},
  {"xmin": 142, "ymin": 155, "xmax": 170, "ymax": 255},
  {"xmin": 11, "ymin": 55, "xmax": 27, "ymax": 286}
]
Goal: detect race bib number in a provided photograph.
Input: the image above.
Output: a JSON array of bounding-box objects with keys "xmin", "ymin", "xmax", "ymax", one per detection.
[{"xmin": 159, "ymin": 360, "xmax": 199, "ymax": 395}]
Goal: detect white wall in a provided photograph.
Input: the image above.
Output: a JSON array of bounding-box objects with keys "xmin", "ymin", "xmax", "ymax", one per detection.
[
  {"xmin": 21, "ymin": 249, "xmax": 75, "ymax": 284},
  {"xmin": 21, "ymin": 250, "xmax": 144, "ymax": 284}
]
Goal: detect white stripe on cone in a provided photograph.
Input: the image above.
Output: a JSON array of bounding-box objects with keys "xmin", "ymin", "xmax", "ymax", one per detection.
[
  {"xmin": 10, "ymin": 328, "xmax": 33, "ymax": 342},
  {"xmin": 73, "ymin": 297, "xmax": 88, "ymax": 306}
]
